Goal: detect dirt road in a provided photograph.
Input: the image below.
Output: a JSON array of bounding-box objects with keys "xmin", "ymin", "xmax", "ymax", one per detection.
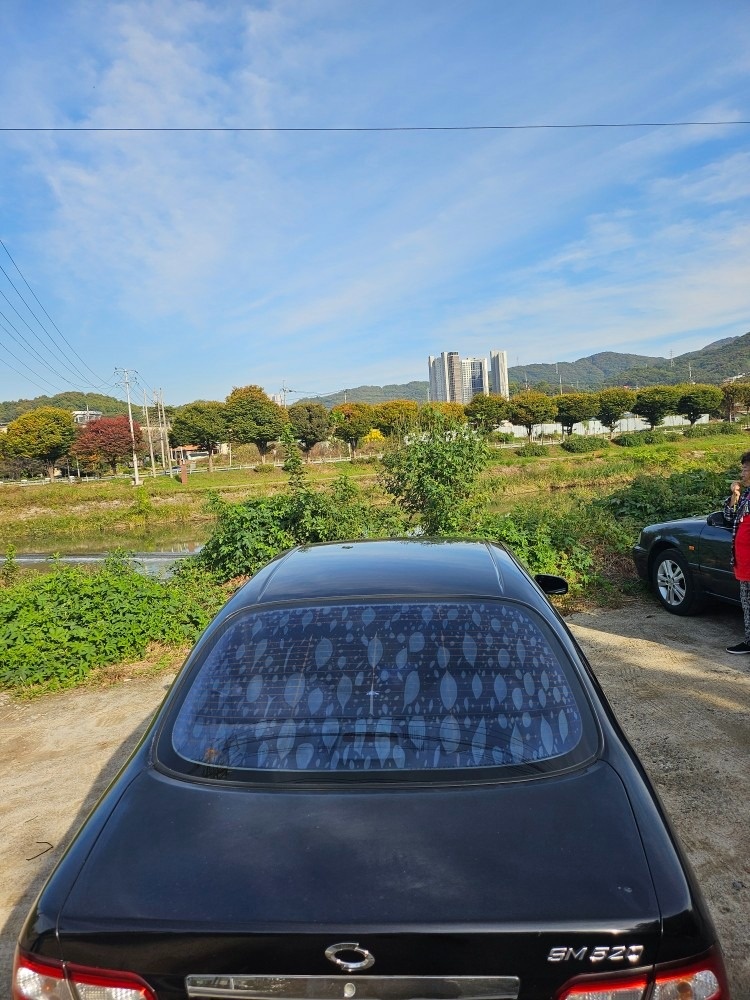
[{"xmin": 1, "ymin": 597, "xmax": 748, "ymax": 995}]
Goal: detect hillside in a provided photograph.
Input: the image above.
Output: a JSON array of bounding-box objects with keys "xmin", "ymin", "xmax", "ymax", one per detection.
[
  {"xmin": 299, "ymin": 332, "xmax": 750, "ymax": 405},
  {"xmin": 298, "ymin": 381, "xmax": 430, "ymax": 408},
  {"xmin": 0, "ymin": 392, "xmax": 130, "ymax": 424}
]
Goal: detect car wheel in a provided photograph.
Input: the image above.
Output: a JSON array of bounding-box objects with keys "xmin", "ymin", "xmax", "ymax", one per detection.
[{"xmin": 651, "ymin": 548, "xmax": 703, "ymax": 615}]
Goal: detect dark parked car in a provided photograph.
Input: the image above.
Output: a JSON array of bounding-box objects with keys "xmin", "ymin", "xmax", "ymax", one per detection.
[
  {"xmin": 633, "ymin": 511, "xmax": 738, "ymax": 615},
  {"xmin": 14, "ymin": 540, "xmax": 728, "ymax": 1000}
]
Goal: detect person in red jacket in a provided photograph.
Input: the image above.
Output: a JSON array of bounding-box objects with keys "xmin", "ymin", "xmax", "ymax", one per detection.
[{"xmin": 723, "ymin": 450, "xmax": 750, "ymax": 653}]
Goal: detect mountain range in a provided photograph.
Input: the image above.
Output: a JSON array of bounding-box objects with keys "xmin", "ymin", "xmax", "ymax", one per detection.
[
  {"xmin": 300, "ymin": 331, "xmax": 750, "ymax": 406},
  {"xmin": 2, "ymin": 332, "xmax": 749, "ymax": 420}
]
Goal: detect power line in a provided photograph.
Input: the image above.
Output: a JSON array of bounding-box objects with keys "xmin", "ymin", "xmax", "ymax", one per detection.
[
  {"xmin": 0, "ymin": 273, "xmax": 97, "ymax": 387},
  {"xmin": 0, "ymin": 308, "xmax": 81, "ymax": 388},
  {"xmin": 0, "ymin": 238, "xmax": 110, "ymax": 390},
  {"xmin": 0, "ymin": 120, "xmax": 748, "ymax": 133}
]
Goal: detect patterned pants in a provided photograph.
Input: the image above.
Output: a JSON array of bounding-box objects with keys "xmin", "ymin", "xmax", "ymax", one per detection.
[{"xmin": 741, "ymin": 581, "xmax": 750, "ymax": 642}]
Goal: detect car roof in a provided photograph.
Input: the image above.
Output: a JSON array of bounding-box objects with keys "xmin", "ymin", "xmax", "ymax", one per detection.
[{"xmin": 225, "ymin": 539, "xmax": 542, "ymax": 610}]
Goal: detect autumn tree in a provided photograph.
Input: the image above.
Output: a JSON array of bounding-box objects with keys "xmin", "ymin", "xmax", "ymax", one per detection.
[
  {"xmin": 418, "ymin": 402, "xmax": 467, "ymax": 426},
  {"xmin": 225, "ymin": 385, "xmax": 287, "ymax": 462},
  {"xmin": 464, "ymin": 393, "xmax": 508, "ymax": 433},
  {"xmin": 675, "ymin": 384, "xmax": 723, "ymax": 425},
  {"xmin": 555, "ymin": 392, "xmax": 600, "ymax": 436},
  {"xmin": 288, "ymin": 401, "xmax": 331, "ymax": 456},
  {"xmin": 632, "ymin": 385, "xmax": 681, "ymax": 428},
  {"xmin": 330, "ymin": 402, "xmax": 375, "ymax": 455},
  {"xmin": 597, "ymin": 388, "xmax": 637, "ymax": 436},
  {"xmin": 372, "ymin": 399, "xmax": 420, "ymax": 437},
  {"xmin": 507, "ymin": 391, "xmax": 558, "ymax": 440},
  {"xmin": 71, "ymin": 415, "xmax": 143, "ymax": 475},
  {"xmin": 170, "ymin": 401, "xmax": 227, "ymax": 472},
  {"xmin": 3, "ymin": 407, "xmax": 77, "ymax": 479}
]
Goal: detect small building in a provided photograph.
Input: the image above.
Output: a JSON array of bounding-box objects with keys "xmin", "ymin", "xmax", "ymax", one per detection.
[{"xmin": 72, "ymin": 410, "xmax": 103, "ymax": 425}]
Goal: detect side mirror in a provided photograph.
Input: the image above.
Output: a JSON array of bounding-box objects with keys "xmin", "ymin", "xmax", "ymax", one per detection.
[
  {"xmin": 706, "ymin": 511, "xmax": 727, "ymax": 527},
  {"xmin": 535, "ymin": 573, "xmax": 569, "ymax": 596}
]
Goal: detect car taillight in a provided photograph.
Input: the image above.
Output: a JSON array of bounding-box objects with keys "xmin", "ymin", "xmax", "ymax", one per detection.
[
  {"xmin": 650, "ymin": 953, "xmax": 726, "ymax": 999},
  {"xmin": 557, "ymin": 950, "xmax": 728, "ymax": 1000},
  {"xmin": 557, "ymin": 976, "xmax": 648, "ymax": 999},
  {"xmin": 13, "ymin": 949, "xmax": 157, "ymax": 1000}
]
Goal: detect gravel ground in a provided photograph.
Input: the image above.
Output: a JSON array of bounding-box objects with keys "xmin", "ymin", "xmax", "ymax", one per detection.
[{"xmin": 1, "ymin": 597, "xmax": 748, "ymax": 995}]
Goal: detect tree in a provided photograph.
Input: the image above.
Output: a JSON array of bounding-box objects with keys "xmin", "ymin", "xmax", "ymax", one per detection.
[
  {"xmin": 507, "ymin": 391, "xmax": 558, "ymax": 439},
  {"xmin": 330, "ymin": 402, "xmax": 374, "ymax": 455},
  {"xmin": 676, "ymin": 384, "xmax": 723, "ymax": 425},
  {"xmin": 288, "ymin": 401, "xmax": 331, "ymax": 456},
  {"xmin": 553, "ymin": 392, "xmax": 600, "ymax": 436},
  {"xmin": 3, "ymin": 407, "xmax": 77, "ymax": 479},
  {"xmin": 464, "ymin": 393, "xmax": 508, "ymax": 432},
  {"xmin": 372, "ymin": 399, "xmax": 420, "ymax": 437},
  {"xmin": 379, "ymin": 414, "xmax": 491, "ymax": 534},
  {"xmin": 170, "ymin": 401, "xmax": 227, "ymax": 472},
  {"xmin": 720, "ymin": 381, "xmax": 750, "ymax": 423},
  {"xmin": 418, "ymin": 402, "xmax": 467, "ymax": 426},
  {"xmin": 597, "ymin": 388, "xmax": 637, "ymax": 436},
  {"xmin": 71, "ymin": 415, "xmax": 143, "ymax": 475},
  {"xmin": 225, "ymin": 385, "xmax": 287, "ymax": 462},
  {"xmin": 280, "ymin": 422, "xmax": 305, "ymax": 488},
  {"xmin": 632, "ymin": 385, "xmax": 681, "ymax": 428}
]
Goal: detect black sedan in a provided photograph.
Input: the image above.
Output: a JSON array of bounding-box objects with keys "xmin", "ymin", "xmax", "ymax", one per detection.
[
  {"xmin": 633, "ymin": 512, "xmax": 739, "ymax": 615},
  {"xmin": 14, "ymin": 540, "xmax": 728, "ymax": 1000}
]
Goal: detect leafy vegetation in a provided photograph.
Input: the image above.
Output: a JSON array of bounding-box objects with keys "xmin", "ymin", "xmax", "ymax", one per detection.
[
  {"xmin": 379, "ymin": 416, "xmax": 490, "ymax": 534},
  {"xmin": 197, "ymin": 474, "xmax": 404, "ymax": 582},
  {"xmin": 683, "ymin": 421, "xmax": 744, "ymax": 437},
  {"xmin": 599, "ymin": 469, "xmax": 729, "ymax": 525},
  {"xmin": 561, "ymin": 436, "xmax": 608, "ymax": 453},
  {"xmin": 613, "ymin": 429, "xmax": 668, "ymax": 446},
  {"xmin": 0, "ymin": 554, "xmax": 226, "ymax": 693},
  {"xmin": 515, "ymin": 443, "xmax": 549, "ymax": 457}
]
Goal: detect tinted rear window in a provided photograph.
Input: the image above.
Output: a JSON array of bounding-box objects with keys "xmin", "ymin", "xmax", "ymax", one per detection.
[{"xmin": 164, "ymin": 601, "xmax": 595, "ymax": 779}]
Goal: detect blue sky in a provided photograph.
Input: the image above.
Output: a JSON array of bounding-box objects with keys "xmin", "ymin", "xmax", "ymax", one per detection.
[{"xmin": 1, "ymin": 1, "xmax": 749, "ymax": 405}]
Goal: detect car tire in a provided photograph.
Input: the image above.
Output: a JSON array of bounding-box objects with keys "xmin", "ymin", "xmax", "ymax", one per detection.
[{"xmin": 651, "ymin": 548, "xmax": 703, "ymax": 615}]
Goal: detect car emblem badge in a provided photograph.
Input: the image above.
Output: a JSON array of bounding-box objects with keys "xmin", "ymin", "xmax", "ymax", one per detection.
[{"xmin": 325, "ymin": 942, "xmax": 375, "ymax": 972}]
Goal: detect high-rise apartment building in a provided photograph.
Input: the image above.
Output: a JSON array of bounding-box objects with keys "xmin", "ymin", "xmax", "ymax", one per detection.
[
  {"xmin": 489, "ymin": 349, "xmax": 509, "ymax": 399},
  {"xmin": 428, "ymin": 351, "xmax": 463, "ymax": 403},
  {"xmin": 461, "ymin": 357, "xmax": 489, "ymax": 403},
  {"xmin": 428, "ymin": 348, "xmax": 509, "ymax": 402}
]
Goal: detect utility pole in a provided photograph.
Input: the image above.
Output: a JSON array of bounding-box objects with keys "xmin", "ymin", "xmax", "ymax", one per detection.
[
  {"xmin": 143, "ymin": 391, "xmax": 157, "ymax": 477},
  {"xmin": 116, "ymin": 368, "xmax": 141, "ymax": 486},
  {"xmin": 157, "ymin": 389, "xmax": 169, "ymax": 469}
]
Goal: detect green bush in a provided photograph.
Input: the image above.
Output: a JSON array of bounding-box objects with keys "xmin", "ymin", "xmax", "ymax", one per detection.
[
  {"xmin": 515, "ymin": 444, "xmax": 549, "ymax": 457},
  {"xmin": 0, "ymin": 553, "xmax": 226, "ymax": 692},
  {"xmin": 471, "ymin": 503, "xmax": 596, "ymax": 589},
  {"xmin": 683, "ymin": 421, "xmax": 744, "ymax": 437},
  {"xmin": 613, "ymin": 429, "xmax": 668, "ymax": 446},
  {"xmin": 198, "ymin": 478, "xmax": 404, "ymax": 581},
  {"xmin": 561, "ymin": 436, "xmax": 609, "ymax": 453},
  {"xmin": 253, "ymin": 463, "xmax": 277, "ymax": 474},
  {"xmin": 598, "ymin": 468, "xmax": 729, "ymax": 525},
  {"xmin": 488, "ymin": 431, "xmax": 516, "ymax": 443}
]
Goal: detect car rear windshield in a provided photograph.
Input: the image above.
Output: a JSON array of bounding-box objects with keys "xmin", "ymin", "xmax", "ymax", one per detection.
[{"xmin": 163, "ymin": 600, "xmax": 596, "ymax": 780}]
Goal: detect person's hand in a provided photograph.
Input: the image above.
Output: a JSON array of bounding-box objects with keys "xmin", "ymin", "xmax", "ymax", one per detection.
[{"xmin": 731, "ymin": 480, "xmax": 742, "ymax": 503}]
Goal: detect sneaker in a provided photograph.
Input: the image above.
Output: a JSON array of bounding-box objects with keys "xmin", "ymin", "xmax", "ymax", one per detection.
[{"xmin": 726, "ymin": 641, "xmax": 750, "ymax": 654}]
